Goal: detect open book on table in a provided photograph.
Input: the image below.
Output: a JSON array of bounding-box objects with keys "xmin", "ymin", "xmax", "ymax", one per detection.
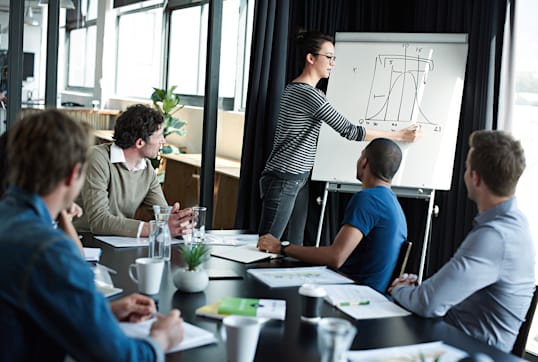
[{"xmin": 323, "ymin": 284, "xmax": 411, "ymax": 319}]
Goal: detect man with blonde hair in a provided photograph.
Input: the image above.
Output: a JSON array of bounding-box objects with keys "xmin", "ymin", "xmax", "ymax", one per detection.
[{"xmin": 390, "ymin": 130, "xmax": 535, "ymax": 352}]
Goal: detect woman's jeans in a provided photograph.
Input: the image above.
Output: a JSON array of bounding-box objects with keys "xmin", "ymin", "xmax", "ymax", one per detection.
[{"xmin": 258, "ymin": 173, "xmax": 309, "ymax": 245}]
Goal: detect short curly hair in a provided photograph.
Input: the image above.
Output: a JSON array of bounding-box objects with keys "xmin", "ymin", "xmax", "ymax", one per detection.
[{"xmin": 113, "ymin": 104, "xmax": 164, "ymax": 149}]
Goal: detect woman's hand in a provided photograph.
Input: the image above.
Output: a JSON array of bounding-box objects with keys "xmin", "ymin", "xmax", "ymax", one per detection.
[{"xmin": 396, "ymin": 124, "xmax": 422, "ymax": 142}]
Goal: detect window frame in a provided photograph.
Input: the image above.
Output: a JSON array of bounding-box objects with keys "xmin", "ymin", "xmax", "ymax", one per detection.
[
  {"xmin": 63, "ymin": 0, "xmax": 98, "ymax": 92},
  {"xmin": 113, "ymin": 2, "xmax": 165, "ymax": 99},
  {"xmin": 164, "ymin": 0, "xmax": 253, "ymax": 111}
]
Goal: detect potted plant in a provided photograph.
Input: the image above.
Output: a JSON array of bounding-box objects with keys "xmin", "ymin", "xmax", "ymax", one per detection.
[
  {"xmin": 173, "ymin": 243, "xmax": 211, "ymax": 293},
  {"xmin": 150, "ymin": 86, "xmax": 188, "ymax": 180}
]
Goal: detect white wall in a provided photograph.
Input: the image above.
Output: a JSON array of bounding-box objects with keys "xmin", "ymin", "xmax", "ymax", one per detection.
[
  {"xmin": 107, "ymin": 97, "xmax": 244, "ymax": 161},
  {"xmin": 167, "ymin": 107, "xmax": 245, "ymax": 161}
]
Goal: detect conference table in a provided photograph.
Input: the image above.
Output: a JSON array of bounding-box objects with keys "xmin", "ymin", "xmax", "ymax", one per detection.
[{"xmin": 82, "ymin": 232, "xmax": 524, "ymax": 362}]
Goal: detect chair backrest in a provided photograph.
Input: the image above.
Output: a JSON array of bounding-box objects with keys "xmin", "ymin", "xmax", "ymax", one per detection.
[
  {"xmin": 511, "ymin": 285, "xmax": 538, "ymax": 357},
  {"xmin": 388, "ymin": 241, "xmax": 413, "ymax": 290}
]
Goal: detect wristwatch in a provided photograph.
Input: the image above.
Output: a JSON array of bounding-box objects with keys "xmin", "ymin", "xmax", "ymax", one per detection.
[{"xmin": 280, "ymin": 241, "xmax": 290, "ymax": 256}]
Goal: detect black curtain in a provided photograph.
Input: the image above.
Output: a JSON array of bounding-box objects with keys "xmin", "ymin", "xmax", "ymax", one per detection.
[
  {"xmin": 235, "ymin": 0, "xmax": 291, "ymax": 232},
  {"xmin": 237, "ymin": 0, "xmax": 511, "ymax": 276}
]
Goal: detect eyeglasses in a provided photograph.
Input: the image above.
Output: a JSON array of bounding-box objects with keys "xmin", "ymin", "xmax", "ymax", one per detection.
[{"xmin": 313, "ymin": 53, "xmax": 336, "ymax": 62}]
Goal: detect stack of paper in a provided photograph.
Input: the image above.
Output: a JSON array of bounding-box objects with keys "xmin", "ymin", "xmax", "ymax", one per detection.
[
  {"xmin": 323, "ymin": 284, "xmax": 411, "ymax": 319},
  {"xmin": 119, "ymin": 318, "xmax": 217, "ymax": 353},
  {"xmin": 247, "ymin": 266, "xmax": 354, "ymax": 288},
  {"xmin": 196, "ymin": 297, "xmax": 286, "ymax": 320}
]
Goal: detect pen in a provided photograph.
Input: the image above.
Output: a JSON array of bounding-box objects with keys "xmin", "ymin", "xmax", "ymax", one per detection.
[{"xmin": 338, "ymin": 300, "xmax": 370, "ymax": 307}]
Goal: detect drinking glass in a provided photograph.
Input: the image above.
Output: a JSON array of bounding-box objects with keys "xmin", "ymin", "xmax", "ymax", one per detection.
[
  {"xmin": 318, "ymin": 318, "xmax": 356, "ymax": 362},
  {"xmin": 192, "ymin": 206, "xmax": 207, "ymax": 243}
]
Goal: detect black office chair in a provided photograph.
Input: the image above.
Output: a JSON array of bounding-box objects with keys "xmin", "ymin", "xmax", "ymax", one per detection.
[
  {"xmin": 511, "ymin": 286, "xmax": 538, "ymax": 357},
  {"xmin": 388, "ymin": 241, "xmax": 413, "ymax": 291}
]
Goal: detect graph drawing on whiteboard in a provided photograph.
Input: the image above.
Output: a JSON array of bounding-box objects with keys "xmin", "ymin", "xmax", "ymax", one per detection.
[{"xmin": 363, "ymin": 45, "xmax": 441, "ymax": 133}]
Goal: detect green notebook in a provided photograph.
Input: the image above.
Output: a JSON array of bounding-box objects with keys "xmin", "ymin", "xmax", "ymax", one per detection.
[{"xmin": 196, "ymin": 297, "xmax": 286, "ymax": 320}]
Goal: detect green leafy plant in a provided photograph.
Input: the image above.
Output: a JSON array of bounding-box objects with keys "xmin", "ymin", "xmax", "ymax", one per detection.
[
  {"xmin": 151, "ymin": 85, "xmax": 187, "ymax": 155},
  {"xmin": 178, "ymin": 244, "xmax": 211, "ymax": 271}
]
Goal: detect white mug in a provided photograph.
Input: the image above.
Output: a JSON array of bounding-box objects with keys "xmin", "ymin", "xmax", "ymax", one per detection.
[
  {"xmin": 222, "ymin": 316, "xmax": 261, "ymax": 362},
  {"xmin": 128, "ymin": 257, "xmax": 164, "ymax": 295}
]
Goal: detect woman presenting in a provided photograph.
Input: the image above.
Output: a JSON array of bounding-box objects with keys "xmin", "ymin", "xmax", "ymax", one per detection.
[{"xmin": 259, "ymin": 31, "xmax": 420, "ymax": 245}]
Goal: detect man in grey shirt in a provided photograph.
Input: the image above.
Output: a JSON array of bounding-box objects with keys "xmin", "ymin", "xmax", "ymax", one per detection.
[
  {"xmin": 389, "ymin": 130, "xmax": 535, "ymax": 353},
  {"xmin": 75, "ymin": 104, "xmax": 192, "ymax": 237}
]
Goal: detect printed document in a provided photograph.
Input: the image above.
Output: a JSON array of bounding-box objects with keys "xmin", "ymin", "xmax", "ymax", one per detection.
[
  {"xmin": 347, "ymin": 341, "xmax": 467, "ymax": 361},
  {"xmin": 247, "ymin": 266, "xmax": 354, "ymax": 288}
]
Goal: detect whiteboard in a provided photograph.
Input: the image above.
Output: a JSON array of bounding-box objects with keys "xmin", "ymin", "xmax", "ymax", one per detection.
[{"xmin": 312, "ymin": 33, "xmax": 468, "ymax": 190}]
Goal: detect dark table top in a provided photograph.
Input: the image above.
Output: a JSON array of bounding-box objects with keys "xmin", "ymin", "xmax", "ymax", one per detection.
[{"xmin": 82, "ymin": 233, "xmax": 524, "ymax": 362}]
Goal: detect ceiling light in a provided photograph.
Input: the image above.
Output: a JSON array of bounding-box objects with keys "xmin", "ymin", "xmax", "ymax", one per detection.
[{"xmin": 24, "ymin": 7, "xmax": 40, "ymax": 27}]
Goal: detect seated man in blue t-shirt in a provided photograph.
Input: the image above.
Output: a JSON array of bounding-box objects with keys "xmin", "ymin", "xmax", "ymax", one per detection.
[{"xmin": 257, "ymin": 138, "xmax": 407, "ymax": 293}]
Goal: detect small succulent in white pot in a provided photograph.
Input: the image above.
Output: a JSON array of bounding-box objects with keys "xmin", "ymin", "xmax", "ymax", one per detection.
[{"xmin": 173, "ymin": 244, "xmax": 211, "ymax": 293}]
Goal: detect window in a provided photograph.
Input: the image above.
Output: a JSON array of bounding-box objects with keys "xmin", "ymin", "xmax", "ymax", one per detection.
[
  {"xmin": 167, "ymin": 0, "xmax": 254, "ymax": 110},
  {"xmin": 511, "ymin": 0, "xmax": 538, "ymax": 355},
  {"xmin": 112, "ymin": 0, "xmax": 254, "ymax": 108},
  {"xmin": 168, "ymin": 5, "xmax": 206, "ymax": 96},
  {"xmin": 115, "ymin": 5, "xmax": 163, "ymax": 98},
  {"xmin": 241, "ymin": 0, "xmax": 254, "ymax": 109},
  {"xmin": 65, "ymin": 0, "xmax": 98, "ymax": 89},
  {"xmin": 67, "ymin": 26, "xmax": 96, "ymax": 87}
]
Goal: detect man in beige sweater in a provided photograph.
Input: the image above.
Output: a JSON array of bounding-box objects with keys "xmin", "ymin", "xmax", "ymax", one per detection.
[{"xmin": 75, "ymin": 104, "xmax": 192, "ymax": 237}]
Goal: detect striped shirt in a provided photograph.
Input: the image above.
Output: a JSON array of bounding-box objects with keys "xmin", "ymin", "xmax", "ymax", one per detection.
[{"xmin": 264, "ymin": 82, "xmax": 365, "ymax": 176}]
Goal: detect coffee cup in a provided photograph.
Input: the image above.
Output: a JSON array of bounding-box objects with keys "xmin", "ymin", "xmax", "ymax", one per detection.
[
  {"xmin": 222, "ymin": 315, "xmax": 261, "ymax": 362},
  {"xmin": 299, "ymin": 284, "xmax": 327, "ymax": 322},
  {"xmin": 128, "ymin": 257, "xmax": 164, "ymax": 295}
]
